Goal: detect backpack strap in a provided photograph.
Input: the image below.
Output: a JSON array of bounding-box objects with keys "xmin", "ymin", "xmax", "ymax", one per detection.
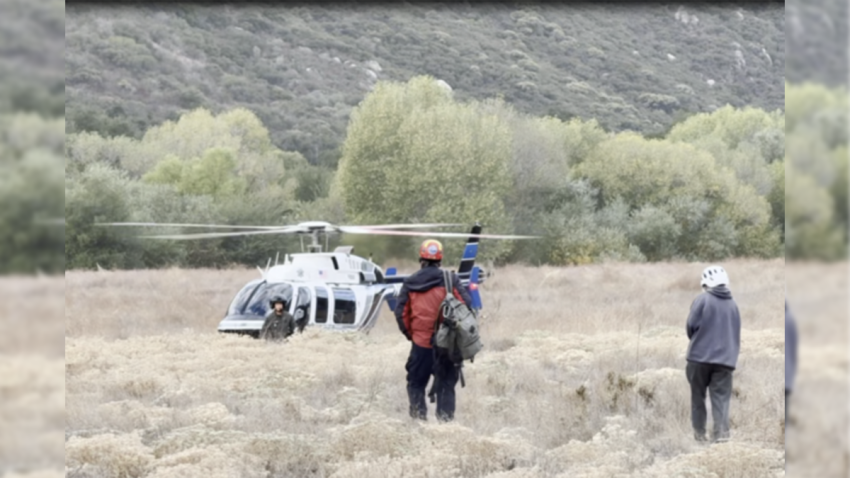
[{"xmin": 437, "ymin": 269, "xmax": 456, "ymax": 332}]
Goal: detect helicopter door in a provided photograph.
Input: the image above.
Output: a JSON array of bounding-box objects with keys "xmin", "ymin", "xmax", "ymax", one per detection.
[
  {"xmin": 314, "ymin": 286, "xmax": 330, "ymax": 324},
  {"xmin": 293, "ymin": 287, "xmax": 312, "ymax": 331}
]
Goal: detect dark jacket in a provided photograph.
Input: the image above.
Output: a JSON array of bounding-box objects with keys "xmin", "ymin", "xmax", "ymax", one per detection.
[
  {"xmin": 261, "ymin": 309, "xmax": 296, "ymax": 340},
  {"xmin": 394, "ymin": 265, "xmax": 472, "ymax": 349},
  {"xmin": 786, "ymin": 302, "xmax": 798, "ymax": 392},
  {"xmin": 686, "ymin": 286, "xmax": 741, "ymax": 370}
]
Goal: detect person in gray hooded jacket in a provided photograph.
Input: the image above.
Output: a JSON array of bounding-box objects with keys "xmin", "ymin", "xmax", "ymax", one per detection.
[
  {"xmin": 785, "ymin": 301, "xmax": 797, "ymax": 424},
  {"xmin": 685, "ymin": 265, "xmax": 741, "ymax": 443}
]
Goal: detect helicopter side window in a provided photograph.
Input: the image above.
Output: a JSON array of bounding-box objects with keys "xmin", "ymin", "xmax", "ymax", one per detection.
[
  {"xmin": 315, "ymin": 287, "xmax": 329, "ymax": 324},
  {"xmin": 332, "ymin": 288, "xmax": 357, "ymax": 325}
]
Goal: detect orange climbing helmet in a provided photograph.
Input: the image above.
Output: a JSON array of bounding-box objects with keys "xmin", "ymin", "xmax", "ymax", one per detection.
[{"xmin": 419, "ymin": 239, "xmax": 443, "ymax": 261}]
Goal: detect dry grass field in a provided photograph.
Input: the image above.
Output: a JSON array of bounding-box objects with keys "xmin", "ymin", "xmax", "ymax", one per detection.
[
  {"xmin": 784, "ymin": 262, "xmax": 849, "ymax": 478},
  {"xmin": 0, "ymin": 276, "xmax": 64, "ymax": 478},
  {"xmin": 60, "ymin": 259, "xmax": 823, "ymax": 477}
]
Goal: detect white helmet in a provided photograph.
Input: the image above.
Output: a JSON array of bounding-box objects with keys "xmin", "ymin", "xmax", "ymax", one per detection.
[{"xmin": 701, "ymin": 265, "xmax": 729, "ymax": 289}]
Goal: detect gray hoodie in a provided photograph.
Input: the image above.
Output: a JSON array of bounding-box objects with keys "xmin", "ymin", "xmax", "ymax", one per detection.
[
  {"xmin": 786, "ymin": 302, "xmax": 798, "ymax": 392},
  {"xmin": 686, "ymin": 286, "xmax": 741, "ymax": 370}
]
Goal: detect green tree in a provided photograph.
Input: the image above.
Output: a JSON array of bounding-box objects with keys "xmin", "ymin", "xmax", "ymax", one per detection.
[
  {"xmin": 575, "ymin": 132, "xmax": 778, "ymax": 259},
  {"xmin": 766, "ymin": 161, "xmax": 785, "ymax": 240},
  {"xmin": 335, "ymin": 76, "xmax": 454, "ymax": 221},
  {"xmin": 65, "ymin": 164, "xmax": 140, "ymax": 269},
  {"xmin": 666, "ymin": 105, "xmax": 784, "ymax": 197},
  {"xmin": 337, "ymin": 76, "xmax": 515, "ymax": 262},
  {"xmin": 143, "ymin": 148, "xmax": 248, "ymax": 199},
  {"xmin": 0, "ymin": 114, "xmax": 65, "ymax": 273},
  {"xmin": 667, "ymin": 105, "xmax": 784, "ymax": 154},
  {"xmin": 785, "ymin": 83, "xmax": 849, "ymax": 258},
  {"xmin": 627, "ymin": 205, "xmax": 682, "ymax": 261},
  {"xmin": 535, "ymin": 179, "xmax": 643, "ymax": 265},
  {"xmin": 785, "ymin": 165, "xmax": 846, "ymax": 260}
]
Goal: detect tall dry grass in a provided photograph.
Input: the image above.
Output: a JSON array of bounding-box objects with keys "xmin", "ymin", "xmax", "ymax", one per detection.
[
  {"xmin": 0, "ymin": 276, "xmax": 64, "ymax": 478},
  {"xmin": 65, "ymin": 260, "xmax": 793, "ymax": 477},
  {"xmin": 785, "ymin": 262, "xmax": 849, "ymax": 477}
]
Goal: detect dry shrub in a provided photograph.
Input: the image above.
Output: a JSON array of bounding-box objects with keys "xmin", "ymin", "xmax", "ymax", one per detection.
[
  {"xmin": 545, "ymin": 415, "xmax": 653, "ymax": 475},
  {"xmin": 0, "ymin": 355, "xmax": 64, "ymax": 471},
  {"xmin": 641, "ymin": 441, "xmax": 784, "ymax": 477},
  {"xmin": 6, "ymin": 472, "xmax": 64, "ymax": 478},
  {"xmin": 0, "ymin": 277, "xmax": 64, "ymax": 474},
  {"xmin": 65, "ymin": 432, "xmax": 154, "ymax": 478},
  {"xmin": 329, "ymin": 411, "xmax": 422, "ymax": 460},
  {"xmin": 145, "ymin": 445, "xmax": 266, "ymax": 478},
  {"xmin": 64, "ymin": 261, "xmax": 796, "ymax": 477},
  {"xmin": 0, "ymin": 276, "xmax": 64, "ymax": 358}
]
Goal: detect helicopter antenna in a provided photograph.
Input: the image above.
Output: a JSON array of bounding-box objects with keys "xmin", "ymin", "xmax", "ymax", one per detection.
[
  {"xmin": 265, "ymin": 258, "xmax": 272, "ymax": 275},
  {"xmin": 257, "ymin": 265, "xmax": 265, "ymax": 279},
  {"xmin": 275, "ymin": 251, "xmax": 280, "ymax": 265}
]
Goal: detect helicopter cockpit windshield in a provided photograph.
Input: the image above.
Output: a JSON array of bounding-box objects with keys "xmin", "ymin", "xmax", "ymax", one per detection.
[{"xmin": 229, "ymin": 282, "xmax": 294, "ymax": 318}]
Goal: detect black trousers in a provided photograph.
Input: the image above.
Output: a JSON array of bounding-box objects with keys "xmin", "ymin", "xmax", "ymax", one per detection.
[
  {"xmin": 686, "ymin": 361, "xmax": 734, "ymax": 442},
  {"xmin": 406, "ymin": 343, "xmax": 460, "ymax": 421}
]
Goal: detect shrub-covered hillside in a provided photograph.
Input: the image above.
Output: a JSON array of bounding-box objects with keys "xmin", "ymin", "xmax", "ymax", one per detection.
[
  {"xmin": 786, "ymin": 0, "xmax": 848, "ymax": 87},
  {"xmin": 66, "ymin": 3, "xmax": 784, "ymax": 165}
]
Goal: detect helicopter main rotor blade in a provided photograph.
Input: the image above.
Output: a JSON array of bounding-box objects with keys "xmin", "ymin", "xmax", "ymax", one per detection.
[
  {"xmin": 97, "ymin": 222, "xmax": 288, "ymax": 230},
  {"xmin": 339, "ymin": 226, "xmax": 539, "ymax": 240},
  {"xmin": 141, "ymin": 226, "xmax": 303, "ymax": 240},
  {"xmin": 348, "ymin": 223, "xmax": 465, "ymax": 230}
]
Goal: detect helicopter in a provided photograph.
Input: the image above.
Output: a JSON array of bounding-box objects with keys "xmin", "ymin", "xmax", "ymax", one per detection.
[{"xmin": 98, "ymin": 220, "xmax": 537, "ymax": 337}]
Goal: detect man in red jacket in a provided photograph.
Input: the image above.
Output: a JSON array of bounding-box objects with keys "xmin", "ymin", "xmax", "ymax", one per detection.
[{"xmin": 395, "ymin": 239, "xmax": 473, "ymax": 422}]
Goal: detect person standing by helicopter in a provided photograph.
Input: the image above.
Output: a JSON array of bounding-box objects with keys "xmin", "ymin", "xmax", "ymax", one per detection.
[
  {"xmin": 260, "ymin": 294, "xmax": 296, "ymax": 341},
  {"xmin": 395, "ymin": 239, "xmax": 473, "ymax": 422},
  {"xmin": 685, "ymin": 265, "xmax": 741, "ymax": 444}
]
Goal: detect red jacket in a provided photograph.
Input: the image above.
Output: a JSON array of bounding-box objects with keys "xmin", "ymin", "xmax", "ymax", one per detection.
[{"xmin": 394, "ymin": 266, "xmax": 472, "ymax": 349}]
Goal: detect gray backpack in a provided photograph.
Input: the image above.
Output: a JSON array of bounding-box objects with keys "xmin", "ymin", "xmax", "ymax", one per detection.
[{"xmin": 434, "ymin": 270, "xmax": 484, "ymax": 362}]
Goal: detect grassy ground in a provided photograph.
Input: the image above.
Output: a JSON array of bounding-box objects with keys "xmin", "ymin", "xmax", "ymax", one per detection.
[
  {"xmin": 61, "ymin": 259, "xmax": 801, "ymax": 476},
  {"xmin": 0, "ymin": 276, "xmax": 64, "ymax": 478},
  {"xmin": 785, "ymin": 262, "xmax": 849, "ymax": 478}
]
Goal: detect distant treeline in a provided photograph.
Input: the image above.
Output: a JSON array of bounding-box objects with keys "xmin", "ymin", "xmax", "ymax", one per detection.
[
  {"xmin": 59, "ymin": 78, "xmax": 842, "ymax": 270},
  {"xmin": 0, "ymin": 0, "xmax": 65, "ymax": 274}
]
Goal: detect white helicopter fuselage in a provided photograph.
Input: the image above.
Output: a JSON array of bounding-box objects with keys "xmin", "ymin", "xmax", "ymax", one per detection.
[{"xmin": 217, "ymin": 251, "xmax": 401, "ymax": 336}]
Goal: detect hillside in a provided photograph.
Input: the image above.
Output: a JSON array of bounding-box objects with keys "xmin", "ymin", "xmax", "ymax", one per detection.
[
  {"xmin": 0, "ymin": 0, "xmax": 64, "ymax": 116},
  {"xmin": 786, "ymin": 0, "xmax": 848, "ymax": 87},
  {"xmin": 66, "ymin": 3, "xmax": 785, "ymax": 166}
]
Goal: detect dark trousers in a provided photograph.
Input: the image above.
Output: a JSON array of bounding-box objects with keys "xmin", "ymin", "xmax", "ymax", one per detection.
[
  {"xmin": 405, "ymin": 343, "xmax": 459, "ymax": 421},
  {"xmin": 686, "ymin": 361, "xmax": 734, "ymax": 442}
]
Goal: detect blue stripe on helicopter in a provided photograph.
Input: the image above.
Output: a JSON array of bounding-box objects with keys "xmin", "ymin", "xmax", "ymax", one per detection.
[
  {"xmin": 462, "ymin": 243, "xmax": 479, "ymax": 260},
  {"xmin": 470, "ymin": 266, "xmax": 483, "ymax": 310},
  {"xmin": 385, "ymin": 267, "xmax": 399, "ymax": 311}
]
